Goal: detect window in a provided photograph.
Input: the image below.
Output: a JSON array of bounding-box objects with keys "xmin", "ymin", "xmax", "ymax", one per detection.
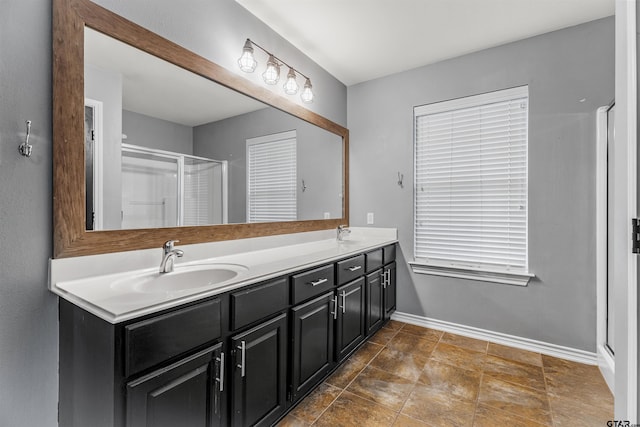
[
  {"xmin": 411, "ymin": 86, "xmax": 532, "ymax": 286},
  {"xmin": 246, "ymin": 130, "xmax": 297, "ymax": 223}
]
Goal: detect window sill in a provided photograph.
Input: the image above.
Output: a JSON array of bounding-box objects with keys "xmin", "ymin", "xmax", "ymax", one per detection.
[{"xmin": 408, "ymin": 262, "xmax": 534, "ymax": 286}]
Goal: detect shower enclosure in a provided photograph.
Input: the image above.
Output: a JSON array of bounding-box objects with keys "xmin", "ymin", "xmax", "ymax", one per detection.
[{"xmin": 121, "ymin": 143, "xmax": 228, "ymax": 229}]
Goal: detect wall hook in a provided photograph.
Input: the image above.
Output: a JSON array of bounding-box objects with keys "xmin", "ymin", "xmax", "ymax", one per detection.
[
  {"xmin": 397, "ymin": 172, "xmax": 404, "ymax": 188},
  {"xmin": 19, "ymin": 120, "xmax": 33, "ymax": 157},
  {"xmin": 301, "ymin": 179, "xmax": 307, "ymax": 192}
]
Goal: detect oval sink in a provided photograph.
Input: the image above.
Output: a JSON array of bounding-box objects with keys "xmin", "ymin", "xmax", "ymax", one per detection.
[{"xmin": 111, "ymin": 263, "xmax": 248, "ymax": 294}]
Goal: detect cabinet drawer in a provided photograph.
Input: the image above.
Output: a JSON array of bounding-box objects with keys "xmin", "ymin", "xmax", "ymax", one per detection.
[
  {"xmin": 365, "ymin": 248, "xmax": 383, "ymax": 273},
  {"xmin": 336, "ymin": 254, "xmax": 365, "ymax": 285},
  {"xmin": 291, "ymin": 264, "xmax": 335, "ymax": 304},
  {"xmin": 231, "ymin": 278, "xmax": 289, "ymax": 330},
  {"xmin": 125, "ymin": 298, "xmax": 222, "ymax": 377},
  {"xmin": 383, "ymin": 244, "xmax": 396, "ymax": 265}
]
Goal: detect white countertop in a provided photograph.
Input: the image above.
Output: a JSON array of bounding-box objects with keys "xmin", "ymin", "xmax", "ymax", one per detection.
[{"xmin": 49, "ymin": 227, "xmax": 397, "ymax": 323}]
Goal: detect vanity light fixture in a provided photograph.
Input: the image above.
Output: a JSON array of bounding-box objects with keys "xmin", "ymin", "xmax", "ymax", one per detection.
[
  {"xmin": 262, "ymin": 55, "xmax": 280, "ymax": 85},
  {"xmin": 238, "ymin": 38, "xmax": 314, "ymax": 103},
  {"xmin": 237, "ymin": 39, "xmax": 257, "ymax": 72}
]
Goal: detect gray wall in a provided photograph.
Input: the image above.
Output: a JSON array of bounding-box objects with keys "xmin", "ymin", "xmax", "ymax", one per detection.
[
  {"xmin": 122, "ymin": 110, "xmax": 194, "ymax": 155},
  {"xmin": 348, "ymin": 17, "xmax": 614, "ymax": 352},
  {"xmin": 194, "ymin": 107, "xmax": 342, "ymax": 223},
  {"xmin": 0, "ymin": 1, "xmax": 346, "ymax": 426}
]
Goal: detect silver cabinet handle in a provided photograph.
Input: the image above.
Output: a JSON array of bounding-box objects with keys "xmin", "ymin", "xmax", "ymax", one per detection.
[
  {"xmin": 331, "ymin": 295, "xmax": 338, "ymax": 320},
  {"xmin": 381, "ymin": 270, "xmax": 387, "ymax": 288},
  {"xmin": 341, "ymin": 291, "xmax": 346, "ymax": 313},
  {"xmin": 216, "ymin": 352, "xmax": 225, "ymax": 392},
  {"xmin": 237, "ymin": 341, "xmax": 246, "ymax": 377},
  {"xmin": 309, "ymin": 278, "xmax": 328, "ymax": 287},
  {"xmin": 347, "ymin": 265, "xmax": 362, "ymax": 272}
]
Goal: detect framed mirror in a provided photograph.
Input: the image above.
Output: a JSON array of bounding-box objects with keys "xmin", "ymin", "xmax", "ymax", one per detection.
[{"xmin": 53, "ymin": 0, "xmax": 349, "ymax": 258}]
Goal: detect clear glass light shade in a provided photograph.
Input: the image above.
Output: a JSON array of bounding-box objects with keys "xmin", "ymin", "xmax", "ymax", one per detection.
[
  {"xmin": 238, "ymin": 40, "xmax": 257, "ymax": 73},
  {"xmin": 301, "ymin": 78, "xmax": 314, "ymax": 103},
  {"xmin": 262, "ymin": 55, "xmax": 280, "ymax": 85},
  {"xmin": 283, "ymin": 68, "xmax": 299, "ymax": 95}
]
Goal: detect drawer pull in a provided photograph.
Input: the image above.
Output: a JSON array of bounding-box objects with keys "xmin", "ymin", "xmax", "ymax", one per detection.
[
  {"xmin": 237, "ymin": 341, "xmax": 246, "ymax": 377},
  {"xmin": 216, "ymin": 352, "xmax": 225, "ymax": 392},
  {"xmin": 309, "ymin": 278, "xmax": 328, "ymax": 287},
  {"xmin": 347, "ymin": 265, "xmax": 362, "ymax": 272}
]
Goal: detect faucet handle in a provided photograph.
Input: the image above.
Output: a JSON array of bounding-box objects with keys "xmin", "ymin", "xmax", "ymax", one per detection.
[{"xmin": 163, "ymin": 240, "xmax": 180, "ymax": 252}]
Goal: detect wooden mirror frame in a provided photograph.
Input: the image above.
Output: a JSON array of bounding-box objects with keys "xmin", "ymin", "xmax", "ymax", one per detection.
[{"xmin": 52, "ymin": 0, "xmax": 349, "ymax": 258}]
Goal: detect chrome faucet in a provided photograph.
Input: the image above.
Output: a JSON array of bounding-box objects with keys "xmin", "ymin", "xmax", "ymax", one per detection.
[
  {"xmin": 160, "ymin": 240, "xmax": 184, "ymax": 273},
  {"xmin": 337, "ymin": 225, "xmax": 351, "ymax": 241}
]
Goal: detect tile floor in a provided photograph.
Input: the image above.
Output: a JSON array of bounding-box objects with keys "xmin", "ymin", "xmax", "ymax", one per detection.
[{"xmin": 277, "ymin": 320, "xmax": 613, "ymax": 427}]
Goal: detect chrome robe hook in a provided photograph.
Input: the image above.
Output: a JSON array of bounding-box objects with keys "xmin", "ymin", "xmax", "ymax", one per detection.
[{"xmin": 19, "ymin": 120, "xmax": 33, "ymax": 157}]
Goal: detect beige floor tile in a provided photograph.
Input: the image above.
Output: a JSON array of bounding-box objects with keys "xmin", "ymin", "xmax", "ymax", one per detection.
[
  {"xmin": 478, "ymin": 376, "xmax": 552, "ymax": 425},
  {"xmin": 473, "ymin": 404, "xmax": 550, "ymax": 427},
  {"xmin": 541, "ymin": 355, "xmax": 601, "ymax": 377},
  {"xmin": 487, "ymin": 343, "xmax": 543, "ymax": 367},
  {"xmin": 385, "ymin": 320, "xmax": 407, "ymax": 331},
  {"xmin": 276, "ymin": 413, "xmax": 310, "ymax": 426},
  {"xmin": 370, "ymin": 347, "xmax": 430, "ymax": 382},
  {"xmin": 351, "ymin": 341, "xmax": 385, "ymax": 365},
  {"xmin": 325, "ymin": 358, "xmax": 367, "ymax": 389},
  {"xmin": 440, "ymin": 332, "xmax": 489, "ymax": 353},
  {"xmin": 417, "ymin": 360, "xmax": 482, "ymax": 402},
  {"xmin": 387, "ymin": 331, "xmax": 438, "ymax": 357},
  {"xmin": 287, "ymin": 382, "xmax": 341, "ymax": 424},
  {"xmin": 548, "ymin": 394, "xmax": 614, "ymax": 427},
  {"xmin": 430, "ymin": 342, "xmax": 487, "ymax": 372},
  {"xmin": 483, "ymin": 355, "xmax": 546, "ymax": 391},
  {"xmin": 399, "ymin": 324, "xmax": 443, "ymax": 341},
  {"xmin": 544, "ymin": 369, "xmax": 613, "ymax": 411},
  {"xmin": 313, "ymin": 390, "xmax": 397, "ymax": 427},
  {"xmin": 402, "ymin": 383, "xmax": 476, "ymax": 427},
  {"xmin": 346, "ymin": 365, "xmax": 415, "ymax": 411},
  {"xmin": 369, "ymin": 327, "xmax": 400, "ymax": 345},
  {"xmin": 393, "ymin": 414, "xmax": 432, "ymax": 426}
]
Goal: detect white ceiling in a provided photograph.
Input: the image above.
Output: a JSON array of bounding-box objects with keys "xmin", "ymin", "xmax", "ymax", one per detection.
[{"xmin": 234, "ymin": 0, "xmax": 615, "ymax": 86}]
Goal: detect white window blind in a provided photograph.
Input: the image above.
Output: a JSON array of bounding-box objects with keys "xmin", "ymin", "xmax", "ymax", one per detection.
[
  {"xmin": 247, "ymin": 130, "xmax": 297, "ymax": 223},
  {"xmin": 414, "ymin": 86, "xmax": 529, "ymax": 275}
]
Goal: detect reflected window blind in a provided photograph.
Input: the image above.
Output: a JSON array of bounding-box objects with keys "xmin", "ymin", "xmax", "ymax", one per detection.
[
  {"xmin": 414, "ymin": 86, "xmax": 529, "ymax": 273},
  {"xmin": 247, "ymin": 131, "xmax": 297, "ymax": 223},
  {"xmin": 183, "ymin": 162, "xmax": 214, "ymax": 226}
]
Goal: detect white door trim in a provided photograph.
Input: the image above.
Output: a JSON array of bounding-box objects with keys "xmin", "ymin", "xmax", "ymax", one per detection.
[
  {"xmin": 614, "ymin": 0, "xmax": 638, "ymax": 420},
  {"xmin": 596, "ymin": 105, "xmax": 615, "ymax": 393},
  {"xmin": 85, "ymin": 98, "xmax": 104, "ymax": 230}
]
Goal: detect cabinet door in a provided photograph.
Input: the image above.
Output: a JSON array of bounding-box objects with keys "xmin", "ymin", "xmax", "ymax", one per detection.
[
  {"xmin": 291, "ymin": 292, "xmax": 335, "ymax": 401},
  {"xmin": 384, "ymin": 262, "xmax": 397, "ymax": 320},
  {"xmin": 126, "ymin": 343, "xmax": 224, "ymax": 427},
  {"xmin": 366, "ymin": 270, "xmax": 384, "ymax": 335},
  {"xmin": 231, "ymin": 313, "xmax": 288, "ymax": 427},
  {"xmin": 335, "ymin": 277, "xmax": 365, "ymax": 361}
]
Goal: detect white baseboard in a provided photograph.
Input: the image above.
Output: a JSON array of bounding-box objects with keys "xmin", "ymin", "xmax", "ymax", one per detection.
[
  {"xmin": 391, "ymin": 311, "xmax": 598, "ymax": 365},
  {"xmin": 597, "ymin": 344, "xmax": 615, "ymax": 393}
]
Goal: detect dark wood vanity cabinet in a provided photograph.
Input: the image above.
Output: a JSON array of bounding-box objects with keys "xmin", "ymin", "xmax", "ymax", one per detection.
[
  {"xmin": 335, "ymin": 277, "xmax": 366, "ymax": 361},
  {"xmin": 58, "ymin": 243, "xmax": 397, "ymax": 427},
  {"xmin": 290, "ymin": 292, "xmax": 335, "ymax": 400},
  {"xmin": 365, "ymin": 270, "xmax": 385, "ymax": 335},
  {"xmin": 230, "ymin": 313, "xmax": 288, "ymax": 427},
  {"xmin": 383, "ymin": 261, "xmax": 397, "ymax": 320},
  {"xmin": 126, "ymin": 343, "xmax": 224, "ymax": 427}
]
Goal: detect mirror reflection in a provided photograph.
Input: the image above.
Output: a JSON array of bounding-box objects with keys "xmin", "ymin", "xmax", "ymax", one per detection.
[{"xmin": 84, "ymin": 27, "xmax": 343, "ymax": 231}]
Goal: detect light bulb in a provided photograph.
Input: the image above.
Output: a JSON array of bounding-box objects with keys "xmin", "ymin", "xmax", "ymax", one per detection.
[
  {"xmin": 262, "ymin": 55, "xmax": 280, "ymax": 85},
  {"xmin": 301, "ymin": 78, "xmax": 314, "ymax": 103},
  {"xmin": 283, "ymin": 68, "xmax": 299, "ymax": 95},
  {"xmin": 238, "ymin": 39, "xmax": 257, "ymax": 73}
]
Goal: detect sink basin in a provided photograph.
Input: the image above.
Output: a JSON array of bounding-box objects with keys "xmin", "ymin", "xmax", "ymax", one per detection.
[{"xmin": 111, "ymin": 263, "xmax": 248, "ymax": 294}]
